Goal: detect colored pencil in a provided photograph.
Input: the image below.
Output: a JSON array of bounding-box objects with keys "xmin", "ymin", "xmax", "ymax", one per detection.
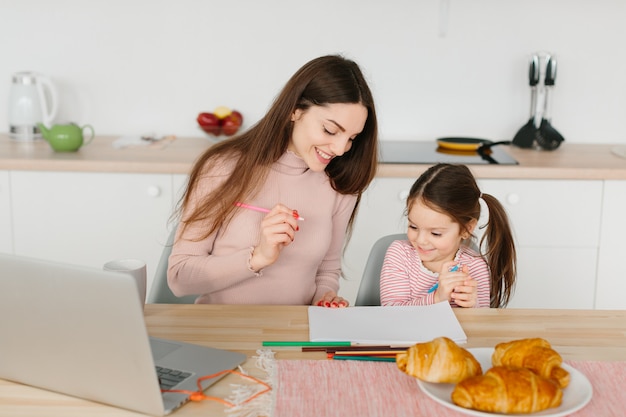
[
  {"xmin": 330, "ymin": 350, "xmax": 400, "ymax": 356},
  {"xmin": 235, "ymin": 202, "xmax": 305, "ymax": 221},
  {"xmin": 332, "ymin": 355, "xmax": 397, "ymax": 363},
  {"xmin": 427, "ymin": 283, "xmax": 439, "ymax": 293},
  {"xmin": 327, "ymin": 353, "xmax": 399, "ymax": 360},
  {"xmin": 428, "ymin": 264, "xmax": 460, "ymax": 293},
  {"xmin": 262, "ymin": 341, "xmax": 351, "ymax": 347},
  {"xmin": 302, "ymin": 345, "xmax": 407, "ymax": 353}
]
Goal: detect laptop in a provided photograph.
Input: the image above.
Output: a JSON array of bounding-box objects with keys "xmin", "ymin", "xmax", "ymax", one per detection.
[{"xmin": 0, "ymin": 253, "xmax": 247, "ymax": 415}]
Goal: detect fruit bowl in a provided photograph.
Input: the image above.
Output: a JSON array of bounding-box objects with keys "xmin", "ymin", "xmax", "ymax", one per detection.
[{"xmin": 197, "ymin": 107, "xmax": 243, "ymax": 140}]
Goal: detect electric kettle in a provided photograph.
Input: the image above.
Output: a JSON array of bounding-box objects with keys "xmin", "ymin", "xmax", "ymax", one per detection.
[{"xmin": 8, "ymin": 71, "xmax": 58, "ymax": 141}]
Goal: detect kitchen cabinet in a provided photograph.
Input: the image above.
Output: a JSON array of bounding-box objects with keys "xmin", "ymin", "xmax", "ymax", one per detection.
[
  {"xmin": 10, "ymin": 171, "xmax": 177, "ymax": 294},
  {"xmin": 341, "ymin": 178, "xmax": 603, "ymax": 309},
  {"xmin": 2, "ymin": 136, "xmax": 623, "ymax": 310},
  {"xmin": 596, "ymin": 180, "xmax": 626, "ymax": 309},
  {"xmin": 477, "ymin": 179, "xmax": 602, "ymax": 309},
  {"xmin": 0, "ymin": 171, "xmax": 12, "ymax": 254}
]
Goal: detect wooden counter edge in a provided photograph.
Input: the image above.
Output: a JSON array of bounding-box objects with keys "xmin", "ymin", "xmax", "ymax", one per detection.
[{"xmin": 1, "ymin": 135, "xmax": 626, "ymax": 179}]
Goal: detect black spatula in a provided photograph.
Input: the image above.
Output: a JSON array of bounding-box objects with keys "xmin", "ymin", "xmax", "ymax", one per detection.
[
  {"xmin": 512, "ymin": 55, "xmax": 540, "ymax": 149},
  {"xmin": 536, "ymin": 55, "xmax": 565, "ymax": 150}
]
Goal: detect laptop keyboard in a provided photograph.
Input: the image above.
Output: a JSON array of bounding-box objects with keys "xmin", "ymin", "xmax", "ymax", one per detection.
[{"xmin": 156, "ymin": 366, "xmax": 192, "ymax": 390}]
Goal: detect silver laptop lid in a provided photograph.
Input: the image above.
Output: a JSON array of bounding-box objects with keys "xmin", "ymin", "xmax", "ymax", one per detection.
[{"xmin": 0, "ymin": 254, "xmax": 166, "ymax": 415}]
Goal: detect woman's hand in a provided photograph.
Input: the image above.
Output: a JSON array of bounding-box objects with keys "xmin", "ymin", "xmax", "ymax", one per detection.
[
  {"xmin": 434, "ymin": 263, "xmax": 478, "ymax": 308},
  {"xmin": 248, "ymin": 204, "xmax": 300, "ymax": 271},
  {"xmin": 314, "ymin": 291, "xmax": 349, "ymax": 308}
]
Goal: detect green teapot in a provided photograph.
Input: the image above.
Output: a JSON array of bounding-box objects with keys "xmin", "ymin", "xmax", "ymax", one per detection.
[{"xmin": 37, "ymin": 122, "xmax": 95, "ymax": 152}]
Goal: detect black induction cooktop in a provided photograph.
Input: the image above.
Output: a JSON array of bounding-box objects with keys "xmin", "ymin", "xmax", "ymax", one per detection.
[{"xmin": 379, "ymin": 140, "xmax": 518, "ymax": 165}]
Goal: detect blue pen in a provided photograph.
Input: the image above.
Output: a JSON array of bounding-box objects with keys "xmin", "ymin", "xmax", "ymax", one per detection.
[{"xmin": 427, "ymin": 264, "xmax": 460, "ymax": 293}]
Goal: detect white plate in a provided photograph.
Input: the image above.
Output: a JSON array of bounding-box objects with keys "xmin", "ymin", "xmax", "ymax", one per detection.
[{"xmin": 417, "ymin": 348, "xmax": 593, "ymax": 417}]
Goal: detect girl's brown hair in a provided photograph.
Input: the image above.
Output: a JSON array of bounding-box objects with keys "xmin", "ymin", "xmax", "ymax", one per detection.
[
  {"xmin": 406, "ymin": 163, "xmax": 516, "ymax": 308},
  {"xmin": 177, "ymin": 55, "xmax": 378, "ymax": 240}
]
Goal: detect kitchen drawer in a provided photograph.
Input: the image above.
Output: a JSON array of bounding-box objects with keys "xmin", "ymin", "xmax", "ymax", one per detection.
[{"xmin": 478, "ymin": 179, "xmax": 602, "ymax": 248}]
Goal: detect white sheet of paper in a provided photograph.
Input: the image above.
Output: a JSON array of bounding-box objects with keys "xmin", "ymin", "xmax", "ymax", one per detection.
[{"xmin": 308, "ymin": 302, "xmax": 467, "ymax": 345}]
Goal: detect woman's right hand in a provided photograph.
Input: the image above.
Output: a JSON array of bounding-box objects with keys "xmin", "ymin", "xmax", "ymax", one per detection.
[{"xmin": 248, "ymin": 204, "xmax": 300, "ymax": 271}]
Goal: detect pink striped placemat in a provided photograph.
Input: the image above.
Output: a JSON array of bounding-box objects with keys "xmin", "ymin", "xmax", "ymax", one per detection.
[{"xmin": 271, "ymin": 360, "xmax": 626, "ymax": 417}]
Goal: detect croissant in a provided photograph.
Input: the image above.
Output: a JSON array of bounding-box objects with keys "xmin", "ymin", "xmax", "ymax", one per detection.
[
  {"xmin": 396, "ymin": 337, "xmax": 482, "ymax": 383},
  {"xmin": 492, "ymin": 338, "xmax": 570, "ymax": 388},
  {"xmin": 451, "ymin": 366, "xmax": 563, "ymax": 414}
]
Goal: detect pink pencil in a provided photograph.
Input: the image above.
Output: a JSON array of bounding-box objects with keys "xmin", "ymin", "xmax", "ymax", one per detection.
[{"xmin": 235, "ymin": 202, "xmax": 305, "ymax": 221}]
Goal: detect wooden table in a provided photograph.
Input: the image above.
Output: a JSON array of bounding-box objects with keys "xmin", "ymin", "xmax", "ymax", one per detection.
[{"xmin": 1, "ymin": 305, "xmax": 625, "ymax": 416}]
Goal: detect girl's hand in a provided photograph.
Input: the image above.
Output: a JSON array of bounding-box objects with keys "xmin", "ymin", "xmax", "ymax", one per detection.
[
  {"xmin": 249, "ymin": 204, "xmax": 300, "ymax": 271},
  {"xmin": 450, "ymin": 277, "xmax": 478, "ymax": 308},
  {"xmin": 434, "ymin": 262, "xmax": 477, "ymax": 307},
  {"xmin": 314, "ymin": 291, "xmax": 349, "ymax": 308}
]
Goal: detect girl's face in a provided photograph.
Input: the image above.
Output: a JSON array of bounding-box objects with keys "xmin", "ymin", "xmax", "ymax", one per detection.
[
  {"xmin": 406, "ymin": 199, "xmax": 473, "ymax": 273},
  {"xmin": 288, "ymin": 103, "xmax": 367, "ymax": 172}
]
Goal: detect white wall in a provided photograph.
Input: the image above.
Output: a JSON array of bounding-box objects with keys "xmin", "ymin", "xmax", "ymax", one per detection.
[{"xmin": 1, "ymin": 0, "xmax": 625, "ymax": 144}]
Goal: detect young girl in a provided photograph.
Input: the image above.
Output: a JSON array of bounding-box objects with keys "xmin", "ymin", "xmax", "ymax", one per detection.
[
  {"xmin": 167, "ymin": 55, "xmax": 378, "ymax": 307},
  {"xmin": 380, "ymin": 163, "xmax": 516, "ymax": 308}
]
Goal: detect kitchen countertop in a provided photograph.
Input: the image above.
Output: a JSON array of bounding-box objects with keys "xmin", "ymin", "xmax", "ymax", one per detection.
[{"xmin": 1, "ymin": 134, "xmax": 625, "ymax": 179}]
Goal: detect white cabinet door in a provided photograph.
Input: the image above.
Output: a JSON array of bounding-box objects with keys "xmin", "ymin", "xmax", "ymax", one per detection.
[
  {"xmin": 596, "ymin": 180, "xmax": 626, "ymax": 309},
  {"xmin": 0, "ymin": 171, "xmax": 12, "ymax": 254},
  {"xmin": 11, "ymin": 171, "xmax": 175, "ymax": 294},
  {"xmin": 478, "ymin": 179, "xmax": 602, "ymax": 309},
  {"xmin": 507, "ymin": 247, "xmax": 597, "ymax": 309}
]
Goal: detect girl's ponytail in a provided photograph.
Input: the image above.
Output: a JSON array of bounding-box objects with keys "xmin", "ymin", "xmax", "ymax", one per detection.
[{"xmin": 479, "ymin": 193, "xmax": 517, "ymax": 308}]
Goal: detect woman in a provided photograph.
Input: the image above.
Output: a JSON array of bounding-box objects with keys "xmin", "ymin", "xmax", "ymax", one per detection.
[{"xmin": 168, "ymin": 55, "xmax": 378, "ymax": 307}]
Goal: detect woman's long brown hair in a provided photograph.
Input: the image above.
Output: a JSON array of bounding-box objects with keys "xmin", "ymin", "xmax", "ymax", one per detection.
[
  {"xmin": 176, "ymin": 55, "xmax": 378, "ymax": 241},
  {"xmin": 406, "ymin": 164, "xmax": 517, "ymax": 308}
]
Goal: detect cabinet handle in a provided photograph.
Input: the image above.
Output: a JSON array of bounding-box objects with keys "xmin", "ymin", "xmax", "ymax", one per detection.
[
  {"xmin": 506, "ymin": 193, "xmax": 520, "ymax": 205},
  {"xmin": 399, "ymin": 190, "xmax": 409, "ymax": 201},
  {"xmin": 147, "ymin": 185, "xmax": 161, "ymax": 197}
]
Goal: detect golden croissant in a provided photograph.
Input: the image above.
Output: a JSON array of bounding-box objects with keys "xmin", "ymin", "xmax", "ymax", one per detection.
[
  {"xmin": 396, "ymin": 337, "xmax": 482, "ymax": 383},
  {"xmin": 452, "ymin": 366, "xmax": 563, "ymax": 414},
  {"xmin": 492, "ymin": 338, "xmax": 570, "ymax": 388}
]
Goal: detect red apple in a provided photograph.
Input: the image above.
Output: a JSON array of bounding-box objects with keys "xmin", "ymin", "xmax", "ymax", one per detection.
[
  {"xmin": 221, "ymin": 114, "xmax": 241, "ymax": 136},
  {"xmin": 230, "ymin": 110, "xmax": 243, "ymax": 127},
  {"xmin": 197, "ymin": 112, "xmax": 221, "ymax": 136}
]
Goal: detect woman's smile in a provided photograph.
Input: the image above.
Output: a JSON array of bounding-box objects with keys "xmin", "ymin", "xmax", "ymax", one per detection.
[
  {"xmin": 289, "ymin": 103, "xmax": 367, "ymax": 172},
  {"xmin": 315, "ymin": 147, "xmax": 334, "ymax": 164}
]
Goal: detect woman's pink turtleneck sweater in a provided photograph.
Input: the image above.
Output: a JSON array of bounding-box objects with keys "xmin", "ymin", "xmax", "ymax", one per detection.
[{"xmin": 167, "ymin": 151, "xmax": 357, "ymax": 305}]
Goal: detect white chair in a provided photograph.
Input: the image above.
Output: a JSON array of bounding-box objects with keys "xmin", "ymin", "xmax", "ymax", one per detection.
[
  {"xmin": 354, "ymin": 233, "xmax": 407, "ymax": 306},
  {"xmin": 146, "ymin": 225, "xmax": 197, "ymax": 304}
]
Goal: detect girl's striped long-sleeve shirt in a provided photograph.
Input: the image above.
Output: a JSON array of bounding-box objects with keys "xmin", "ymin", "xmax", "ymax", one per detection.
[{"xmin": 380, "ymin": 239, "xmax": 491, "ymax": 308}]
